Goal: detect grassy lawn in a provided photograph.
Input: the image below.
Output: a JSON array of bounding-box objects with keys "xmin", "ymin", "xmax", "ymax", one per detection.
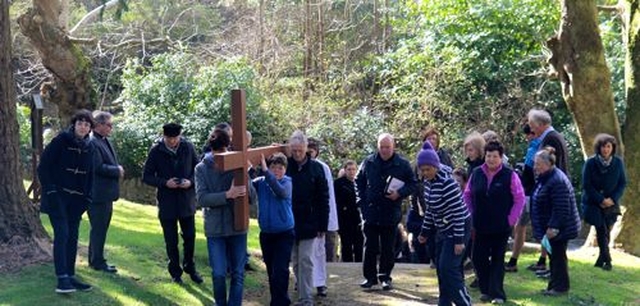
[
  {"xmin": 1, "ymin": 197, "xmax": 639, "ymax": 305},
  {"xmin": 0, "ymin": 199, "xmax": 265, "ymax": 306}
]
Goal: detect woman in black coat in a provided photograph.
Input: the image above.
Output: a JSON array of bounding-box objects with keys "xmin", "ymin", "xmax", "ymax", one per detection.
[
  {"xmin": 581, "ymin": 134, "xmax": 627, "ymax": 271},
  {"xmin": 38, "ymin": 110, "xmax": 95, "ymax": 294}
]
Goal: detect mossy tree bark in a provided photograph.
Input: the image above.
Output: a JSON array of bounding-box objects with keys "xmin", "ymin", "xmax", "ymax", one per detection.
[
  {"xmin": 0, "ymin": 0, "xmax": 51, "ymax": 273},
  {"xmin": 548, "ymin": 1, "xmax": 627, "ymax": 251},
  {"xmin": 617, "ymin": 0, "xmax": 640, "ymax": 256},
  {"xmin": 548, "ymin": 0, "xmax": 623, "ymax": 155},
  {"xmin": 17, "ymin": 0, "xmax": 93, "ymax": 124}
]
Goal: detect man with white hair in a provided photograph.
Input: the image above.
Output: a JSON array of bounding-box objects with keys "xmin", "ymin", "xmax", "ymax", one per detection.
[
  {"xmin": 527, "ymin": 109, "xmax": 569, "ymax": 174},
  {"xmin": 286, "ymin": 130, "xmax": 329, "ymax": 306},
  {"xmin": 356, "ymin": 133, "xmax": 417, "ymax": 291},
  {"xmin": 524, "ymin": 109, "xmax": 570, "ymax": 275}
]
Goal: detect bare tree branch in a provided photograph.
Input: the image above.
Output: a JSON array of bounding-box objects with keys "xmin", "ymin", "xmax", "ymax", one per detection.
[{"xmin": 69, "ymin": 0, "xmax": 120, "ymax": 35}]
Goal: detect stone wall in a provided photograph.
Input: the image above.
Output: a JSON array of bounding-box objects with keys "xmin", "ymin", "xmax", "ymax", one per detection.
[
  {"xmin": 119, "ymin": 178, "xmax": 156, "ymax": 205},
  {"xmin": 119, "ymin": 177, "xmax": 258, "ymax": 218}
]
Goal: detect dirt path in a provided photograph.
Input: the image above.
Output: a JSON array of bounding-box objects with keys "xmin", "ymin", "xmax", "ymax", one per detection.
[{"xmin": 246, "ymin": 262, "xmax": 443, "ymax": 306}]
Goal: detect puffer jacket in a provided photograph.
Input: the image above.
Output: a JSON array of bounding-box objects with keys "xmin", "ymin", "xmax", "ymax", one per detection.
[{"xmin": 531, "ymin": 167, "xmax": 581, "ymax": 241}]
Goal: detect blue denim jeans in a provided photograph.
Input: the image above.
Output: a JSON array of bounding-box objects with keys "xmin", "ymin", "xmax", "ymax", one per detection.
[{"xmin": 207, "ymin": 234, "xmax": 247, "ymax": 306}]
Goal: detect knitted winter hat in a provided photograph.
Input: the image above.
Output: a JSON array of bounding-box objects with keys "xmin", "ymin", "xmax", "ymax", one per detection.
[{"xmin": 417, "ymin": 141, "xmax": 440, "ymax": 167}]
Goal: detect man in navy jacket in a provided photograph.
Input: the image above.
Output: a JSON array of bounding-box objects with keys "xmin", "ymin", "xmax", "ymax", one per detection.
[
  {"xmin": 88, "ymin": 111, "xmax": 123, "ymax": 273},
  {"xmin": 356, "ymin": 133, "xmax": 417, "ymax": 290},
  {"xmin": 142, "ymin": 123, "xmax": 203, "ymax": 284}
]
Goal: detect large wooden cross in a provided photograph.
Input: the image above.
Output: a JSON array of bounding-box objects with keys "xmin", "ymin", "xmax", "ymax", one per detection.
[{"xmin": 214, "ymin": 89, "xmax": 288, "ymax": 231}]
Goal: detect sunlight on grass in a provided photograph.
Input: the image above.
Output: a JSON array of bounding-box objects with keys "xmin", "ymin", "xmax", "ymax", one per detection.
[{"xmin": 10, "ymin": 188, "xmax": 640, "ymax": 305}]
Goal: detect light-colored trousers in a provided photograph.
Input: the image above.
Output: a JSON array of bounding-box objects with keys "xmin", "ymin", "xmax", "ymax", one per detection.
[{"xmin": 292, "ymin": 238, "xmax": 315, "ymax": 305}]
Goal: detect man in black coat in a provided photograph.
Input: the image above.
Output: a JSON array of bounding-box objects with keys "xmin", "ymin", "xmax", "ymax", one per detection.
[
  {"xmin": 528, "ymin": 109, "xmax": 570, "ymax": 174},
  {"xmin": 88, "ymin": 111, "xmax": 123, "ymax": 273},
  {"xmin": 356, "ymin": 133, "xmax": 417, "ymax": 290},
  {"xmin": 142, "ymin": 123, "xmax": 203, "ymax": 284},
  {"xmin": 286, "ymin": 130, "xmax": 329, "ymax": 306}
]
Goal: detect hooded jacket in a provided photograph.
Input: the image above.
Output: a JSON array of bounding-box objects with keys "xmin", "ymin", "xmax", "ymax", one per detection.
[
  {"xmin": 38, "ymin": 128, "xmax": 95, "ymax": 215},
  {"xmin": 194, "ymin": 152, "xmax": 257, "ymax": 237}
]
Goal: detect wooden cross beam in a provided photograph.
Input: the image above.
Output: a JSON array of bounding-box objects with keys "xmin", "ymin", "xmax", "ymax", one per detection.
[{"xmin": 214, "ymin": 89, "xmax": 288, "ymax": 231}]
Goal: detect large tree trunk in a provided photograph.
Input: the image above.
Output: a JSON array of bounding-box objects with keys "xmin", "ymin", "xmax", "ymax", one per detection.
[
  {"xmin": 617, "ymin": 0, "xmax": 640, "ymax": 256},
  {"xmin": 549, "ymin": 1, "xmax": 624, "ymax": 250},
  {"xmin": 17, "ymin": 0, "xmax": 93, "ymax": 124},
  {"xmin": 548, "ymin": 0, "xmax": 623, "ymax": 156},
  {"xmin": 0, "ymin": 0, "xmax": 51, "ymax": 273}
]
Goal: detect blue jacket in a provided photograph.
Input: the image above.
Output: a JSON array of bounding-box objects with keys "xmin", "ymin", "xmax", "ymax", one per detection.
[
  {"xmin": 38, "ymin": 128, "xmax": 95, "ymax": 215},
  {"xmin": 355, "ymin": 153, "xmax": 417, "ymax": 226},
  {"xmin": 90, "ymin": 132, "xmax": 120, "ymax": 203},
  {"xmin": 531, "ymin": 167, "xmax": 581, "ymax": 241},
  {"xmin": 142, "ymin": 137, "xmax": 198, "ymax": 219},
  {"xmin": 253, "ymin": 171, "xmax": 294, "ymax": 233},
  {"xmin": 581, "ymin": 155, "xmax": 627, "ymax": 227},
  {"xmin": 195, "ymin": 153, "xmax": 256, "ymax": 237}
]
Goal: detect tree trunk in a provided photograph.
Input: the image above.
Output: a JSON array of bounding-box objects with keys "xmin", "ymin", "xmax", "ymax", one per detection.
[
  {"xmin": 548, "ymin": 1, "xmax": 623, "ymax": 156},
  {"xmin": 617, "ymin": 0, "xmax": 640, "ymax": 256},
  {"xmin": 0, "ymin": 0, "xmax": 51, "ymax": 273},
  {"xmin": 303, "ymin": 0, "xmax": 312, "ymax": 100},
  {"xmin": 317, "ymin": 0, "xmax": 325, "ymax": 79},
  {"xmin": 17, "ymin": 0, "xmax": 93, "ymax": 124}
]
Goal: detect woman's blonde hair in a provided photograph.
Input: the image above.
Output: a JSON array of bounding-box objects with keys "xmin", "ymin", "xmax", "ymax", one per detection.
[{"xmin": 463, "ymin": 131, "xmax": 486, "ymax": 158}]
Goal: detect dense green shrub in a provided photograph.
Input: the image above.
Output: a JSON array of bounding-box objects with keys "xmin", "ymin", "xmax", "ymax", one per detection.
[{"xmin": 114, "ymin": 51, "xmax": 278, "ymax": 178}]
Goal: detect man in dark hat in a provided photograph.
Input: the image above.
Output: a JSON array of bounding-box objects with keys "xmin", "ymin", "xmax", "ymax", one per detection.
[{"xmin": 142, "ymin": 123, "xmax": 203, "ymax": 284}]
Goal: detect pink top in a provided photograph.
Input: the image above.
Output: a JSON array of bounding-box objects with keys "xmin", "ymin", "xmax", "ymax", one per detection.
[{"xmin": 463, "ymin": 163, "xmax": 525, "ymax": 227}]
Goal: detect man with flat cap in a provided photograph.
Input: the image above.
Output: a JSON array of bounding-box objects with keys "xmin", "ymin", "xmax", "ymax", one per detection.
[{"xmin": 142, "ymin": 123, "xmax": 203, "ymax": 284}]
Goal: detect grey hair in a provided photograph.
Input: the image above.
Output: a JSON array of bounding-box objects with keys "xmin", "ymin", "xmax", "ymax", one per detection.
[
  {"xmin": 289, "ymin": 130, "xmax": 308, "ymax": 146},
  {"xmin": 377, "ymin": 133, "xmax": 394, "ymax": 145},
  {"xmin": 535, "ymin": 146, "xmax": 556, "ymax": 167},
  {"xmin": 92, "ymin": 110, "xmax": 113, "ymax": 124},
  {"xmin": 482, "ymin": 130, "xmax": 501, "ymax": 143},
  {"xmin": 528, "ymin": 109, "xmax": 552, "ymax": 126}
]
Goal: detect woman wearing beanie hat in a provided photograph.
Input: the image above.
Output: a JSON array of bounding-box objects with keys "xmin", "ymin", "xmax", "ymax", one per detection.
[{"xmin": 416, "ymin": 141, "xmax": 472, "ymax": 306}]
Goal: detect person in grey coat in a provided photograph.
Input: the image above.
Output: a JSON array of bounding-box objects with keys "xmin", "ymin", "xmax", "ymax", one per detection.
[
  {"xmin": 88, "ymin": 111, "xmax": 123, "ymax": 273},
  {"xmin": 195, "ymin": 128, "xmax": 256, "ymax": 306}
]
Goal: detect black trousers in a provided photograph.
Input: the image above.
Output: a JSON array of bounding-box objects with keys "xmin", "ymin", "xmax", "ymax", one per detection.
[
  {"xmin": 260, "ymin": 229, "xmax": 295, "ymax": 306},
  {"xmin": 159, "ymin": 216, "xmax": 197, "ymax": 278},
  {"xmin": 362, "ymin": 223, "xmax": 397, "ymax": 282},
  {"xmin": 595, "ymin": 223, "xmax": 613, "ymax": 264},
  {"xmin": 472, "ymin": 231, "xmax": 509, "ymax": 300},
  {"xmin": 88, "ymin": 201, "xmax": 113, "ymax": 269},
  {"xmin": 48, "ymin": 198, "xmax": 84, "ymax": 277},
  {"xmin": 548, "ymin": 239, "xmax": 570, "ymax": 292},
  {"xmin": 339, "ymin": 223, "xmax": 363, "ymax": 262}
]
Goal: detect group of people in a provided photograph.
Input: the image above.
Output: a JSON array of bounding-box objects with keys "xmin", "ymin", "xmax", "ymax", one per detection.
[{"xmin": 38, "ymin": 107, "xmax": 627, "ymax": 306}]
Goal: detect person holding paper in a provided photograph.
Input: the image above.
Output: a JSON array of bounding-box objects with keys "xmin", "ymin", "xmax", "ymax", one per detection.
[
  {"xmin": 531, "ymin": 147, "xmax": 581, "ymax": 297},
  {"xmin": 356, "ymin": 133, "xmax": 417, "ymax": 291}
]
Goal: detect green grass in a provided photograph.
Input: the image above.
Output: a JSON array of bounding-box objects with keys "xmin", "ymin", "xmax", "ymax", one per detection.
[
  {"xmin": 0, "ymin": 199, "xmax": 263, "ymax": 306},
  {"xmin": 1, "ymin": 196, "xmax": 640, "ymax": 305},
  {"xmin": 496, "ymin": 247, "xmax": 640, "ymax": 305}
]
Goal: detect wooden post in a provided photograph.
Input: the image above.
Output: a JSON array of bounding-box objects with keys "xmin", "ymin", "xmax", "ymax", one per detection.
[{"xmin": 27, "ymin": 93, "xmax": 43, "ymax": 203}]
